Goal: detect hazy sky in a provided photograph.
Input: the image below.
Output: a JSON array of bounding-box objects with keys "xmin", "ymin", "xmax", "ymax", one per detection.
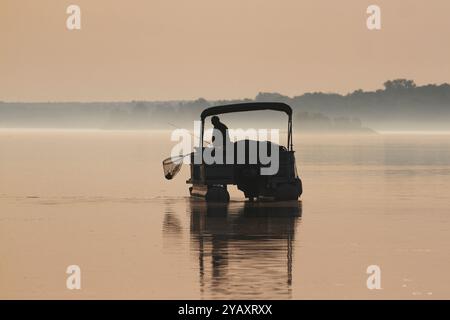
[{"xmin": 1, "ymin": 0, "xmax": 450, "ymax": 101}]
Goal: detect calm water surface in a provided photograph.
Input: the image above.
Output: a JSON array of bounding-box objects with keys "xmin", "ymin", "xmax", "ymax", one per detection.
[{"xmin": 1, "ymin": 131, "xmax": 450, "ymax": 299}]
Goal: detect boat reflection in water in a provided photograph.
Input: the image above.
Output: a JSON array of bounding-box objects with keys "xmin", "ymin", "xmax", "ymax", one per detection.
[{"xmin": 189, "ymin": 199, "xmax": 302, "ymax": 299}]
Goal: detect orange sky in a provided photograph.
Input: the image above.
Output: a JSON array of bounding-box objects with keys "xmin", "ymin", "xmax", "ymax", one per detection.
[{"xmin": 1, "ymin": 0, "xmax": 449, "ymax": 101}]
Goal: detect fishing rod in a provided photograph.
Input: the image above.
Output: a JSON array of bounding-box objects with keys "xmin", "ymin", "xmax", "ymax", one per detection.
[{"xmin": 167, "ymin": 122, "xmax": 212, "ymax": 147}]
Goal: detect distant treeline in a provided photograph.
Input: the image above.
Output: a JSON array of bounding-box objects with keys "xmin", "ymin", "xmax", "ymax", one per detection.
[{"xmin": 1, "ymin": 79, "xmax": 449, "ymax": 131}]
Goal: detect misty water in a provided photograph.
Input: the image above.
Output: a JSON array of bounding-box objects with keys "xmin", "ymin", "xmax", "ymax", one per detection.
[{"xmin": 1, "ymin": 130, "xmax": 450, "ymax": 299}]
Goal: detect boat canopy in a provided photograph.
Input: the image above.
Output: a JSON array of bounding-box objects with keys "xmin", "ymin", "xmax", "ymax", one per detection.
[
  {"xmin": 199, "ymin": 102, "xmax": 294, "ymax": 151},
  {"xmin": 200, "ymin": 102, "xmax": 292, "ymax": 121}
]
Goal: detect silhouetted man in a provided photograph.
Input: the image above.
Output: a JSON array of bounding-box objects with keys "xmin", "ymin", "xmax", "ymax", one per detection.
[{"xmin": 211, "ymin": 116, "xmax": 230, "ymax": 149}]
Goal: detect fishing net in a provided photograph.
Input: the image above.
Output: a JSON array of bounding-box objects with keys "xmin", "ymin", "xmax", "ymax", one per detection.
[{"xmin": 162, "ymin": 154, "xmax": 186, "ymax": 180}]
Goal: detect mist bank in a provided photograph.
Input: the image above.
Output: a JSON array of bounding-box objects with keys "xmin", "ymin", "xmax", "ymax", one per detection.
[{"xmin": 1, "ymin": 79, "xmax": 449, "ymax": 132}]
